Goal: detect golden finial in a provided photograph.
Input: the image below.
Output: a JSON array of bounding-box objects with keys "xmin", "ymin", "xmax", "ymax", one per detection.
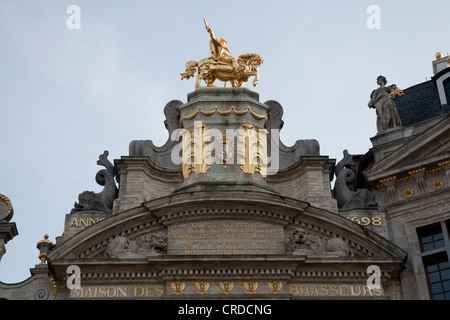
[
  {"xmin": 436, "ymin": 52, "xmax": 443, "ymax": 59},
  {"xmin": 36, "ymin": 234, "xmax": 54, "ymax": 265}
]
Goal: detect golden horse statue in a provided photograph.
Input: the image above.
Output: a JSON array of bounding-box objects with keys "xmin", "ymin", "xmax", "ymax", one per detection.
[{"xmin": 181, "ymin": 19, "xmax": 264, "ymax": 89}]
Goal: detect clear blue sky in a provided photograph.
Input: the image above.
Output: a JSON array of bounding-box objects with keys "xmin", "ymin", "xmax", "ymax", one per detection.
[{"xmin": 1, "ymin": 0, "xmax": 449, "ymax": 283}]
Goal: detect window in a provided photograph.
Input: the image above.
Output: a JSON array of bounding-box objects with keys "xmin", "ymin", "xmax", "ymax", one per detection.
[
  {"xmin": 423, "ymin": 252, "xmax": 450, "ymax": 300},
  {"xmin": 419, "ymin": 223, "xmax": 445, "ymax": 252},
  {"xmin": 417, "ymin": 220, "xmax": 450, "ymax": 300}
]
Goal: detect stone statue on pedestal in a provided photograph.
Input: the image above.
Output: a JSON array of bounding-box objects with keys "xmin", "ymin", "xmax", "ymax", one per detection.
[{"xmin": 368, "ymin": 75, "xmax": 403, "ymax": 132}]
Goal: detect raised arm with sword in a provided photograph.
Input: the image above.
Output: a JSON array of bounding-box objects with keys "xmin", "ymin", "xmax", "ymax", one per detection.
[{"xmin": 203, "ymin": 19, "xmax": 240, "ymax": 71}]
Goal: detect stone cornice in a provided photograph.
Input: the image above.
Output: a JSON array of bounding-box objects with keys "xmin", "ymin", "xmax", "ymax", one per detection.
[{"xmin": 0, "ymin": 222, "xmax": 18, "ymax": 242}]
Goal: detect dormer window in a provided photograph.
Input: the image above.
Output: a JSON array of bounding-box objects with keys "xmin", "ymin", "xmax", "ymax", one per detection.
[
  {"xmin": 444, "ymin": 78, "xmax": 450, "ymax": 106},
  {"xmin": 431, "ymin": 53, "xmax": 450, "ymax": 108}
]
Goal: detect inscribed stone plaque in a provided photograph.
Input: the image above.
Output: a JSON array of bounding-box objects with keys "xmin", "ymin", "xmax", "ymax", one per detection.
[
  {"xmin": 63, "ymin": 212, "xmax": 111, "ymax": 240},
  {"xmin": 168, "ymin": 220, "xmax": 284, "ymax": 255}
]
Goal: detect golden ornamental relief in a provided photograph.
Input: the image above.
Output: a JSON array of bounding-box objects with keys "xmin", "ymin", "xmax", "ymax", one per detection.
[
  {"xmin": 379, "ymin": 176, "xmax": 396, "ymax": 188},
  {"xmin": 216, "ymin": 282, "xmax": 236, "ymax": 294},
  {"xmin": 379, "ymin": 176, "xmax": 396, "ymax": 184},
  {"xmin": 181, "ymin": 19, "xmax": 264, "ymax": 89},
  {"xmin": 238, "ymin": 124, "xmax": 268, "ymax": 177},
  {"xmin": 425, "ymin": 167, "xmax": 442, "ymax": 175},
  {"xmin": 192, "ymin": 282, "xmax": 212, "ymax": 294},
  {"xmin": 168, "ymin": 282, "xmax": 189, "ymax": 295},
  {"xmin": 179, "ymin": 106, "xmax": 268, "ymax": 128},
  {"xmin": 387, "ymin": 86, "xmax": 404, "ymax": 99},
  {"xmin": 396, "ymin": 176, "xmax": 413, "ymax": 183},
  {"xmin": 165, "ymin": 281, "xmax": 286, "ymax": 295},
  {"xmin": 265, "ymin": 281, "xmax": 286, "ymax": 294},
  {"xmin": 438, "ymin": 160, "xmax": 450, "ymax": 168},
  {"xmin": 432, "ymin": 180, "xmax": 444, "ymax": 190},
  {"xmin": 408, "ymin": 167, "xmax": 426, "ymax": 177},
  {"xmin": 181, "ymin": 123, "xmax": 269, "ymax": 179},
  {"xmin": 241, "ymin": 281, "xmax": 261, "ymax": 294},
  {"xmin": 402, "ymin": 188, "xmax": 414, "ymax": 199},
  {"xmin": 181, "ymin": 123, "xmax": 212, "ymax": 179}
]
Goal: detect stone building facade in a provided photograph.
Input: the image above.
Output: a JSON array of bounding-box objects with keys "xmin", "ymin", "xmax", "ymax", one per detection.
[{"xmin": 0, "ymin": 54, "xmax": 449, "ymax": 300}]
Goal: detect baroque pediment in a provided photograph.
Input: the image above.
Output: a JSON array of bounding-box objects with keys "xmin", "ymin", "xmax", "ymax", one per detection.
[
  {"xmin": 364, "ymin": 115, "xmax": 450, "ymax": 184},
  {"xmin": 48, "ymin": 190, "xmax": 406, "ymax": 266}
]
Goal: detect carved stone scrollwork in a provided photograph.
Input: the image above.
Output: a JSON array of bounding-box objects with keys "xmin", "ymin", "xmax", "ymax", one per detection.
[
  {"xmin": 34, "ymin": 289, "xmax": 50, "ymax": 300},
  {"xmin": 71, "ymin": 151, "xmax": 118, "ymax": 214},
  {"xmin": 105, "ymin": 232, "xmax": 168, "ymax": 258},
  {"xmin": 286, "ymin": 228, "xmax": 353, "ymax": 257}
]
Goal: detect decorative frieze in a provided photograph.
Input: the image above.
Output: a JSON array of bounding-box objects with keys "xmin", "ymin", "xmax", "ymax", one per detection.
[
  {"xmin": 376, "ymin": 160, "xmax": 450, "ymax": 203},
  {"xmin": 68, "ymin": 281, "xmax": 385, "ymax": 298},
  {"xmin": 179, "ymin": 105, "xmax": 268, "ymax": 128}
]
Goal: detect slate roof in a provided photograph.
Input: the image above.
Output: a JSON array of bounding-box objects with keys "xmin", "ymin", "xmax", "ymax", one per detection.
[{"xmin": 396, "ymin": 80, "xmax": 442, "ymax": 127}]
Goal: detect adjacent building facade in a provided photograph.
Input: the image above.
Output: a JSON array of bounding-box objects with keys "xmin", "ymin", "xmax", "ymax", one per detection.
[{"xmin": 0, "ymin": 54, "xmax": 449, "ymax": 300}]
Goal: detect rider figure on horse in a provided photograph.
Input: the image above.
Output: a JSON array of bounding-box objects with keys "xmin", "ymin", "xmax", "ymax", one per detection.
[{"xmin": 204, "ymin": 19, "xmax": 241, "ymax": 72}]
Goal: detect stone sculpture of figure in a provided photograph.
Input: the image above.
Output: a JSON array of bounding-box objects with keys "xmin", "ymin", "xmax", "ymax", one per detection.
[
  {"xmin": 135, "ymin": 232, "xmax": 168, "ymax": 256},
  {"xmin": 334, "ymin": 150, "xmax": 379, "ymax": 211},
  {"xmin": 286, "ymin": 228, "xmax": 353, "ymax": 257},
  {"xmin": 71, "ymin": 151, "xmax": 118, "ymax": 214},
  {"xmin": 368, "ymin": 75, "xmax": 403, "ymax": 132},
  {"xmin": 105, "ymin": 232, "xmax": 168, "ymax": 258}
]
